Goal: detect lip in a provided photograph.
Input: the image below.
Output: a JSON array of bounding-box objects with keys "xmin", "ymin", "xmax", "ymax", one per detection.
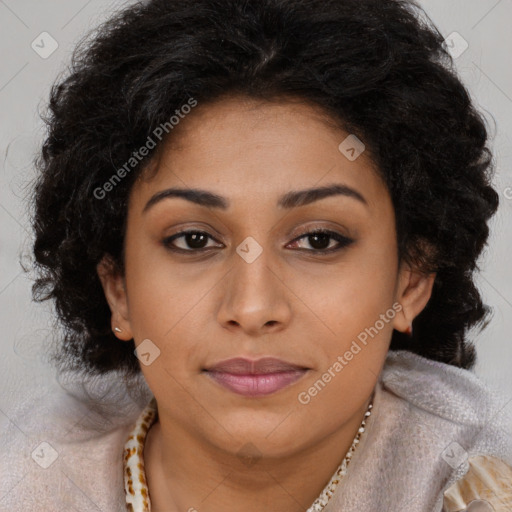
[
  {"xmin": 203, "ymin": 357, "xmax": 309, "ymax": 397},
  {"xmin": 204, "ymin": 357, "xmax": 307, "ymax": 374}
]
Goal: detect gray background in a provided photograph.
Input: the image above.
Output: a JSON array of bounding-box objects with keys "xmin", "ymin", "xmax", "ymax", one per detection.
[{"xmin": 1, "ymin": 0, "xmax": 511, "ymax": 426}]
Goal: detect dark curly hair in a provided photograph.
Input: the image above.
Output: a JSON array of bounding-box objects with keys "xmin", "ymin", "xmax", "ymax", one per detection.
[{"xmin": 31, "ymin": 0, "xmax": 499, "ymax": 378}]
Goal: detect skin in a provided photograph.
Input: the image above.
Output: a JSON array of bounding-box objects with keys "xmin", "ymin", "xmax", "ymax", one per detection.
[{"xmin": 98, "ymin": 95, "xmax": 435, "ymax": 512}]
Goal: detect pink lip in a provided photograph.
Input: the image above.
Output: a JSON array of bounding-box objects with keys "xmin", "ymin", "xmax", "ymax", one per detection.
[{"xmin": 203, "ymin": 357, "xmax": 309, "ymax": 397}]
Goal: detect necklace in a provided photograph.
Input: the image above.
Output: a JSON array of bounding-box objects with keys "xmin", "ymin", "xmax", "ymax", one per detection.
[{"xmin": 305, "ymin": 395, "xmax": 374, "ymax": 512}]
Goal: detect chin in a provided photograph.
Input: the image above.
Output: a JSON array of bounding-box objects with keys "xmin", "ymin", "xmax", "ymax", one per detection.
[{"xmin": 204, "ymin": 416, "xmax": 309, "ymax": 459}]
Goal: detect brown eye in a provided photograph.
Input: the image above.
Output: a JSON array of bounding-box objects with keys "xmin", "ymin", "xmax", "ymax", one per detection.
[
  {"xmin": 305, "ymin": 232, "xmax": 331, "ymax": 250},
  {"xmin": 287, "ymin": 229, "xmax": 354, "ymax": 254},
  {"xmin": 162, "ymin": 230, "xmax": 223, "ymax": 252}
]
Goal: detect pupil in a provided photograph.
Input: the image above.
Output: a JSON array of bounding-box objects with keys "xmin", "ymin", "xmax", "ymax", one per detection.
[
  {"xmin": 187, "ymin": 232, "xmax": 206, "ymax": 248},
  {"xmin": 309, "ymin": 233, "xmax": 330, "ymax": 250}
]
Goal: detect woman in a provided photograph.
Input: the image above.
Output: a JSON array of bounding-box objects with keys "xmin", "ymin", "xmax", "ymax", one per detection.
[{"xmin": 16, "ymin": 0, "xmax": 512, "ymax": 510}]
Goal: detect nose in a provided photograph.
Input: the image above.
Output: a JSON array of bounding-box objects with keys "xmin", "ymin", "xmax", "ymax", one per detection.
[{"xmin": 216, "ymin": 246, "xmax": 292, "ymax": 336}]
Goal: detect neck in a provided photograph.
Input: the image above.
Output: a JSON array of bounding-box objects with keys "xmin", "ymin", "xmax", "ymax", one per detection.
[{"xmin": 144, "ymin": 393, "xmax": 373, "ymax": 512}]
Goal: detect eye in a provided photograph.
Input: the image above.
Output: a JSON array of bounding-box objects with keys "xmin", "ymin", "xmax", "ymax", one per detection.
[
  {"xmin": 287, "ymin": 229, "xmax": 354, "ymax": 254},
  {"xmin": 162, "ymin": 230, "xmax": 223, "ymax": 252},
  {"xmin": 162, "ymin": 228, "xmax": 354, "ymax": 255}
]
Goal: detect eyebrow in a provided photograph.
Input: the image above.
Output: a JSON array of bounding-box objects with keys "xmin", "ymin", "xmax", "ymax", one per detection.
[{"xmin": 142, "ymin": 183, "xmax": 367, "ymax": 213}]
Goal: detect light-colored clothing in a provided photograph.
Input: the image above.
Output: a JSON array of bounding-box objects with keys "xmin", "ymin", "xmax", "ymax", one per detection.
[{"xmin": 1, "ymin": 350, "xmax": 511, "ymax": 511}]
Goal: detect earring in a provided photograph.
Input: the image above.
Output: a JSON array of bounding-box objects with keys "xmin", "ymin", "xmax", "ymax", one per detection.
[
  {"xmin": 114, "ymin": 327, "xmax": 122, "ymax": 333},
  {"xmin": 405, "ymin": 323, "xmax": 413, "ymax": 336}
]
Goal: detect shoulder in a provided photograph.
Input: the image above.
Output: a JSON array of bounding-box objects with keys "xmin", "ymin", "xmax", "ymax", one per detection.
[
  {"xmin": 0, "ymin": 371, "xmax": 151, "ymax": 511},
  {"xmin": 381, "ymin": 351, "xmax": 512, "ymax": 444},
  {"xmin": 442, "ymin": 454, "xmax": 512, "ymax": 511},
  {"xmin": 380, "ymin": 351, "xmax": 512, "ymax": 477}
]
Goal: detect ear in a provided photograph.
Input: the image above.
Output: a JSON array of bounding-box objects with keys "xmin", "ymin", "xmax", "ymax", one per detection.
[
  {"xmin": 393, "ymin": 262, "xmax": 436, "ymax": 334},
  {"xmin": 96, "ymin": 255, "xmax": 133, "ymax": 341}
]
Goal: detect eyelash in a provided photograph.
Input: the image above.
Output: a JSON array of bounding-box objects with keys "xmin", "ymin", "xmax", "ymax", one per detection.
[{"xmin": 162, "ymin": 228, "xmax": 354, "ymax": 255}]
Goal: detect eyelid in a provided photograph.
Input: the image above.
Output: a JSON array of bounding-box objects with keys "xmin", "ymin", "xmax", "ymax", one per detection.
[{"xmin": 289, "ymin": 222, "xmax": 352, "ymax": 240}]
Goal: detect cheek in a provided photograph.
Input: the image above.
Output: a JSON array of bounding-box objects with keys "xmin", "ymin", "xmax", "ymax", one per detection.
[
  {"xmin": 309, "ymin": 240, "xmax": 397, "ymax": 319},
  {"xmin": 301, "ymin": 234, "xmax": 398, "ymax": 365},
  {"xmin": 292, "ymin": 261, "xmax": 397, "ymax": 434},
  {"xmin": 123, "ymin": 239, "xmax": 195, "ymax": 340},
  {"xmin": 123, "ymin": 243, "xmax": 204, "ymax": 395}
]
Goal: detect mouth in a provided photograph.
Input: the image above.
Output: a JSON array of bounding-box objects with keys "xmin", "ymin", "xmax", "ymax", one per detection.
[{"xmin": 202, "ymin": 357, "xmax": 310, "ymax": 397}]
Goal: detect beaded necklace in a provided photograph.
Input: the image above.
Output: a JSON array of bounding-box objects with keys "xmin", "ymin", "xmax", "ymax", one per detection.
[{"xmin": 306, "ymin": 397, "xmax": 374, "ymax": 511}]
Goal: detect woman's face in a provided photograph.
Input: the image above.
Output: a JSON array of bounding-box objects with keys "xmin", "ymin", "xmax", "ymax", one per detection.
[{"xmin": 99, "ymin": 95, "xmax": 434, "ymax": 458}]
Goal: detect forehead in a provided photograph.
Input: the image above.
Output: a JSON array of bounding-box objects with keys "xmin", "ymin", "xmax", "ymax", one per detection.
[{"xmin": 132, "ymin": 95, "xmax": 389, "ymax": 214}]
